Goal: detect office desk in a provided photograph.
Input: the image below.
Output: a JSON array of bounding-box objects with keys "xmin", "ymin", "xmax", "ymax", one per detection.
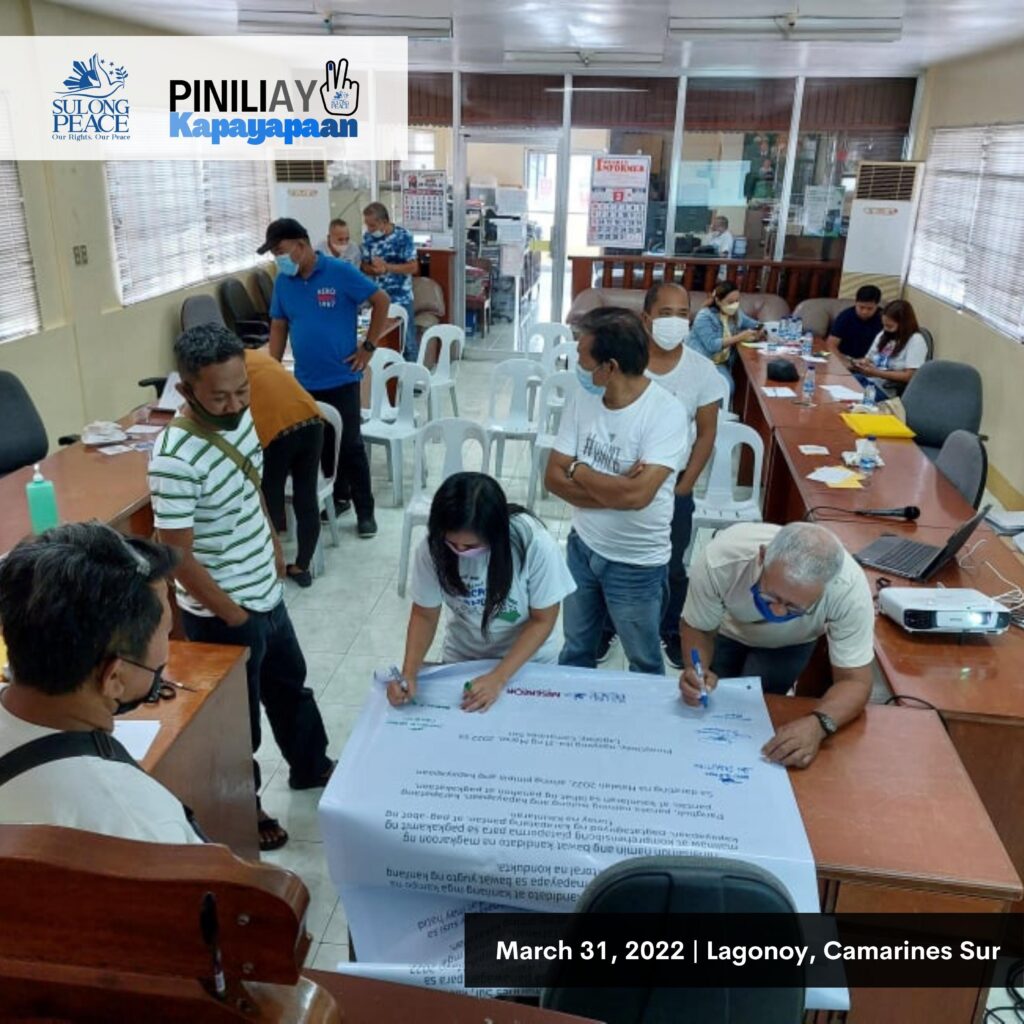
[
  {"xmin": 304, "ymin": 971, "xmax": 599, "ymax": 1023},
  {"xmin": 764, "ymin": 425, "xmax": 976, "ymax": 529},
  {"xmin": 128, "ymin": 640, "xmax": 259, "ymax": 860},
  {"xmin": 821, "ymin": 521, "xmax": 1024, "ymax": 904},
  {"xmin": 0, "ymin": 406, "xmax": 172, "ymax": 555},
  {"xmin": 773, "ymin": 695, "xmax": 1020, "ymax": 1024}
]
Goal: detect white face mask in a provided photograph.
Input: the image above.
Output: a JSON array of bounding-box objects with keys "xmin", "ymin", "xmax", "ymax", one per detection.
[
  {"xmin": 720, "ymin": 301, "xmax": 740, "ymax": 316},
  {"xmin": 651, "ymin": 316, "xmax": 690, "ymax": 351}
]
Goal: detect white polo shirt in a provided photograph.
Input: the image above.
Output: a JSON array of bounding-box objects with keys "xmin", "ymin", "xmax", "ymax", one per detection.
[{"xmin": 683, "ymin": 522, "xmax": 875, "ymax": 668}]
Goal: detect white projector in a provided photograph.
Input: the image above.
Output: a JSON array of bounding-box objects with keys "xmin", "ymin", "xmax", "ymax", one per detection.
[{"xmin": 879, "ymin": 588, "xmax": 1011, "ymax": 635}]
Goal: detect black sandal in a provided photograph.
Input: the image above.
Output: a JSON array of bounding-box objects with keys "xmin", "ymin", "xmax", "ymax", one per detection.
[
  {"xmin": 258, "ymin": 814, "xmax": 289, "ymax": 852},
  {"xmin": 286, "ymin": 564, "xmax": 313, "ymax": 588}
]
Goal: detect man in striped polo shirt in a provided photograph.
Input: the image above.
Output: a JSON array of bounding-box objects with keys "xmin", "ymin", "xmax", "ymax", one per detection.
[{"xmin": 148, "ymin": 324, "xmax": 333, "ymax": 852}]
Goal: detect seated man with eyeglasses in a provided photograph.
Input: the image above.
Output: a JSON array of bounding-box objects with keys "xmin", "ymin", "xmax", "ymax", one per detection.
[
  {"xmin": 679, "ymin": 522, "xmax": 874, "ymax": 769},
  {"xmin": 0, "ymin": 522, "xmax": 205, "ymax": 844}
]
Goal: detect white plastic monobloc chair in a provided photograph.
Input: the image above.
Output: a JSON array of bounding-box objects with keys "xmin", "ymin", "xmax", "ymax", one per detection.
[
  {"xmin": 388, "ymin": 303, "xmax": 410, "ymax": 354},
  {"xmin": 361, "ymin": 346, "xmax": 403, "ymax": 423},
  {"xmin": 690, "ymin": 420, "xmax": 764, "ymax": 538},
  {"xmin": 526, "ymin": 370, "xmax": 577, "ymax": 510},
  {"xmin": 285, "ymin": 401, "xmax": 341, "ymax": 578},
  {"xmin": 524, "ymin": 322, "xmax": 573, "ymax": 362},
  {"xmin": 417, "ymin": 324, "xmax": 463, "ymax": 419},
  {"xmin": 541, "ymin": 340, "xmax": 579, "ymax": 376},
  {"xmin": 485, "ymin": 358, "xmax": 546, "ymax": 478},
  {"xmin": 397, "ymin": 418, "xmax": 491, "ymax": 597},
  {"xmin": 362, "ymin": 362, "xmax": 432, "ymax": 506}
]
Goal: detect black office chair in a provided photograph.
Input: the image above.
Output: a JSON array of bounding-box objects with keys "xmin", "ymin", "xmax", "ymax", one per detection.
[
  {"xmin": 252, "ymin": 268, "xmax": 275, "ymax": 316},
  {"xmin": 0, "ymin": 371, "xmax": 48, "ymax": 477},
  {"xmin": 181, "ymin": 292, "xmax": 266, "ymax": 348},
  {"xmin": 920, "ymin": 326, "xmax": 935, "ymax": 361},
  {"xmin": 540, "ymin": 856, "xmax": 805, "ymax": 1024},
  {"xmin": 219, "ymin": 278, "xmax": 270, "ymax": 345}
]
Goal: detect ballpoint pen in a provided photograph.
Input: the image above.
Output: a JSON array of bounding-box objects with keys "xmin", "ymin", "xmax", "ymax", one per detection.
[{"xmin": 690, "ymin": 649, "xmax": 709, "ymax": 708}]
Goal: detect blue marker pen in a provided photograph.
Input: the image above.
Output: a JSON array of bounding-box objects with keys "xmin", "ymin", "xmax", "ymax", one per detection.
[{"xmin": 690, "ymin": 649, "xmax": 709, "ymax": 708}]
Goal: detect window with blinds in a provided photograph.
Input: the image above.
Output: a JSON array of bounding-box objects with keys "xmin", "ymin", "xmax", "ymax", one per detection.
[
  {"xmin": 0, "ymin": 160, "xmax": 42, "ymax": 343},
  {"xmin": 106, "ymin": 161, "xmax": 272, "ymax": 305},
  {"xmin": 909, "ymin": 125, "xmax": 1024, "ymax": 342}
]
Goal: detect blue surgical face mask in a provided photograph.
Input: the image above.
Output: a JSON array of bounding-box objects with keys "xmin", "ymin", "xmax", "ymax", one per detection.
[
  {"xmin": 275, "ymin": 253, "xmax": 300, "ymax": 277},
  {"xmin": 575, "ymin": 363, "xmax": 605, "ymax": 397},
  {"xmin": 750, "ymin": 582, "xmax": 804, "ymax": 623}
]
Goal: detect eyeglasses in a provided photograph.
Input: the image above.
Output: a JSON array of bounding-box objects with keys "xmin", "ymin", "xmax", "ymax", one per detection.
[
  {"xmin": 752, "ymin": 580, "xmax": 808, "ymax": 618},
  {"xmin": 117, "ymin": 657, "xmax": 196, "ymax": 701}
]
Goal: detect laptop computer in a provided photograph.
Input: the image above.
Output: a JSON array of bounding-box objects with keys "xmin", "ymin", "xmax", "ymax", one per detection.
[{"xmin": 854, "ymin": 504, "xmax": 991, "ymax": 582}]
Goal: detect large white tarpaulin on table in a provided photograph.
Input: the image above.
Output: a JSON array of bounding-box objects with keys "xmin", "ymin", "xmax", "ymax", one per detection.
[{"xmin": 318, "ymin": 662, "xmax": 848, "ymax": 1011}]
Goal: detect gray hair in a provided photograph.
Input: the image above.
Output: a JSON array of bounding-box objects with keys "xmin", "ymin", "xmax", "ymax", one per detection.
[
  {"xmin": 174, "ymin": 323, "xmax": 244, "ymax": 382},
  {"xmin": 362, "ymin": 201, "xmax": 390, "ymax": 222},
  {"xmin": 762, "ymin": 523, "xmax": 843, "ymax": 588}
]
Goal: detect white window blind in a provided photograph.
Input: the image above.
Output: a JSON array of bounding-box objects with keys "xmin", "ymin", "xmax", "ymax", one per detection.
[
  {"xmin": 967, "ymin": 126, "xmax": 1024, "ymax": 341},
  {"xmin": 909, "ymin": 124, "xmax": 1024, "ymax": 342},
  {"xmin": 106, "ymin": 161, "xmax": 271, "ymax": 305},
  {"xmin": 907, "ymin": 128, "xmax": 985, "ymax": 309},
  {"xmin": 0, "ymin": 160, "xmax": 42, "ymax": 343}
]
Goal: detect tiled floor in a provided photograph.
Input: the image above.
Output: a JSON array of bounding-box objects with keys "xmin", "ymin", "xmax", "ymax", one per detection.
[{"xmin": 260, "ymin": 350, "xmax": 989, "ymax": 979}]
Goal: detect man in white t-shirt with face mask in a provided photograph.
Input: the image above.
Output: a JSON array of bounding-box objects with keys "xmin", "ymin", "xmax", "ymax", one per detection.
[
  {"xmin": 641, "ymin": 282, "xmax": 724, "ymax": 669},
  {"xmin": 547, "ymin": 308, "xmax": 690, "ymax": 675}
]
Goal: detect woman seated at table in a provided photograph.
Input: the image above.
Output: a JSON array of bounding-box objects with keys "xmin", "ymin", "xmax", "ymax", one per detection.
[
  {"xmin": 689, "ymin": 281, "xmax": 766, "ymax": 396},
  {"xmin": 848, "ymin": 299, "xmax": 928, "ymax": 398},
  {"xmin": 388, "ymin": 472, "xmax": 575, "ymax": 713}
]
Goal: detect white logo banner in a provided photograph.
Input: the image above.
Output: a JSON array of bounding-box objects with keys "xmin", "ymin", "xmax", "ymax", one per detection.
[{"xmin": 0, "ymin": 36, "xmax": 408, "ymax": 160}]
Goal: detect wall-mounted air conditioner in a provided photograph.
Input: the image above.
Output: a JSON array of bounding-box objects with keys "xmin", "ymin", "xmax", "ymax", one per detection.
[{"xmin": 840, "ymin": 161, "xmax": 924, "ymax": 304}]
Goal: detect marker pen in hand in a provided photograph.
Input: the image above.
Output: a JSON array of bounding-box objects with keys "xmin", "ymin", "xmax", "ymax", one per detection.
[{"xmin": 690, "ymin": 649, "xmax": 709, "ymax": 708}]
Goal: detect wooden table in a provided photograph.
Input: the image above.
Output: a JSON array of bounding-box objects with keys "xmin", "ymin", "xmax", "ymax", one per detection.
[
  {"xmin": 820, "ymin": 521, "xmax": 1024, "ymax": 912},
  {"xmin": 304, "ymin": 971, "xmax": 599, "ymax": 1023},
  {"xmin": 764, "ymin": 425, "xmax": 978, "ymax": 529},
  {"xmin": 0, "ymin": 406, "xmax": 172, "ymax": 555},
  {"xmin": 127, "ymin": 640, "xmax": 259, "ymax": 861},
  {"xmin": 771, "ymin": 695, "xmax": 1020, "ymax": 1024}
]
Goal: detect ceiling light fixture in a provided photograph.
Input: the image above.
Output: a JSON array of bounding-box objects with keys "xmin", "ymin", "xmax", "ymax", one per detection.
[
  {"xmin": 238, "ymin": 6, "xmax": 453, "ymax": 38},
  {"xmin": 668, "ymin": 12, "xmax": 902, "ymax": 42},
  {"xmin": 504, "ymin": 49, "xmax": 664, "ymax": 67}
]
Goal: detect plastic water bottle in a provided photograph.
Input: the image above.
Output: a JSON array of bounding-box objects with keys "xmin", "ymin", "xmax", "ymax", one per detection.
[
  {"xmin": 858, "ymin": 435, "xmax": 879, "ymax": 476},
  {"xmin": 792, "ymin": 317, "xmax": 803, "ymax": 342},
  {"xmin": 800, "ymin": 332, "xmax": 813, "ymax": 358},
  {"xmin": 802, "ymin": 364, "xmax": 816, "ymax": 405},
  {"xmin": 862, "ymin": 383, "xmax": 877, "ymax": 410}
]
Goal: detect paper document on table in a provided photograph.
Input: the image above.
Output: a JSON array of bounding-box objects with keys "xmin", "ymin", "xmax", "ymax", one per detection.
[
  {"xmin": 799, "ymin": 445, "xmax": 831, "ymax": 455},
  {"xmin": 97, "ymin": 444, "xmax": 134, "ymax": 456},
  {"xmin": 802, "ymin": 355, "xmax": 829, "ymax": 364},
  {"xmin": 125, "ymin": 424, "xmax": 162, "ymax": 436},
  {"xmin": 321, "ymin": 663, "xmax": 846, "ymax": 1011},
  {"xmin": 762, "ymin": 386, "xmax": 796, "ymax": 397},
  {"xmin": 112, "ymin": 719, "xmax": 160, "ymax": 760},
  {"xmin": 742, "ymin": 341, "xmax": 768, "ymax": 349},
  {"xmin": 807, "ymin": 466, "xmax": 858, "ymax": 484},
  {"xmin": 821, "ymin": 385, "xmax": 864, "ymax": 401},
  {"xmin": 154, "ymin": 372, "xmax": 183, "ymax": 412}
]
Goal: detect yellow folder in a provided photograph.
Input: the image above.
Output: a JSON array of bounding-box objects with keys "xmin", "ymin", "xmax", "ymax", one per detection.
[{"xmin": 840, "ymin": 413, "xmax": 916, "ymax": 439}]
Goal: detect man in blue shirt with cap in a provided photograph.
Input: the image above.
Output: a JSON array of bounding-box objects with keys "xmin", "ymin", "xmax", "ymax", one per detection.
[{"xmin": 263, "ymin": 217, "xmax": 390, "ymax": 538}]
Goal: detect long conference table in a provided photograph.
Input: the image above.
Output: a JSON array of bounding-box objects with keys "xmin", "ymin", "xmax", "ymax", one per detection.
[{"xmin": 733, "ymin": 342, "xmax": 1024, "ymax": 911}]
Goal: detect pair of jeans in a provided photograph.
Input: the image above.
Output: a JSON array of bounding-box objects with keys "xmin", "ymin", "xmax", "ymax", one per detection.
[
  {"xmin": 660, "ymin": 493, "xmax": 696, "ymax": 644},
  {"xmin": 308, "ymin": 380, "xmax": 374, "ymax": 516},
  {"xmin": 559, "ymin": 531, "xmax": 669, "ymax": 676},
  {"xmin": 261, "ymin": 419, "xmax": 323, "ymax": 572},
  {"xmin": 709, "ymin": 634, "xmax": 818, "ymax": 695},
  {"xmin": 182, "ymin": 600, "xmax": 331, "ymax": 790}
]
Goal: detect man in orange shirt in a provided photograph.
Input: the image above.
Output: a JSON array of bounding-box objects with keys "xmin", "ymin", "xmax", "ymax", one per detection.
[{"xmin": 245, "ymin": 347, "xmax": 324, "ymax": 587}]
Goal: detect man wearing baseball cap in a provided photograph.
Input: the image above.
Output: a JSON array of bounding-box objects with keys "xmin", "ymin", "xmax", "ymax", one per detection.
[{"xmin": 261, "ymin": 217, "xmax": 389, "ymax": 537}]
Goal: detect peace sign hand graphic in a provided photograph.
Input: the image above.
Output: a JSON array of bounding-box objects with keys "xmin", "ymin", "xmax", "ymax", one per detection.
[{"xmin": 320, "ymin": 59, "xmax": 360, "ymax": 117}]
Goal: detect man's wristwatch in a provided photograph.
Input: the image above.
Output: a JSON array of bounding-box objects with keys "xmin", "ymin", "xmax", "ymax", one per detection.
[
  {"xmin": 362, "ymin": 339, "xmax": 376, "ymax": 353},
  {"xmin": 567, "ymin": 459, "xmax": 582, "ymax": 479},
  {"xmin": 812, "ymin": 711, "xmax": 838, "ymax": 738}
]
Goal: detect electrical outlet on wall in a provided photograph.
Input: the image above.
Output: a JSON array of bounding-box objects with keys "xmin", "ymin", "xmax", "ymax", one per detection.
[{"xmin": 73, "ymin": 244, "xmax": 88, "ymax": 266}]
